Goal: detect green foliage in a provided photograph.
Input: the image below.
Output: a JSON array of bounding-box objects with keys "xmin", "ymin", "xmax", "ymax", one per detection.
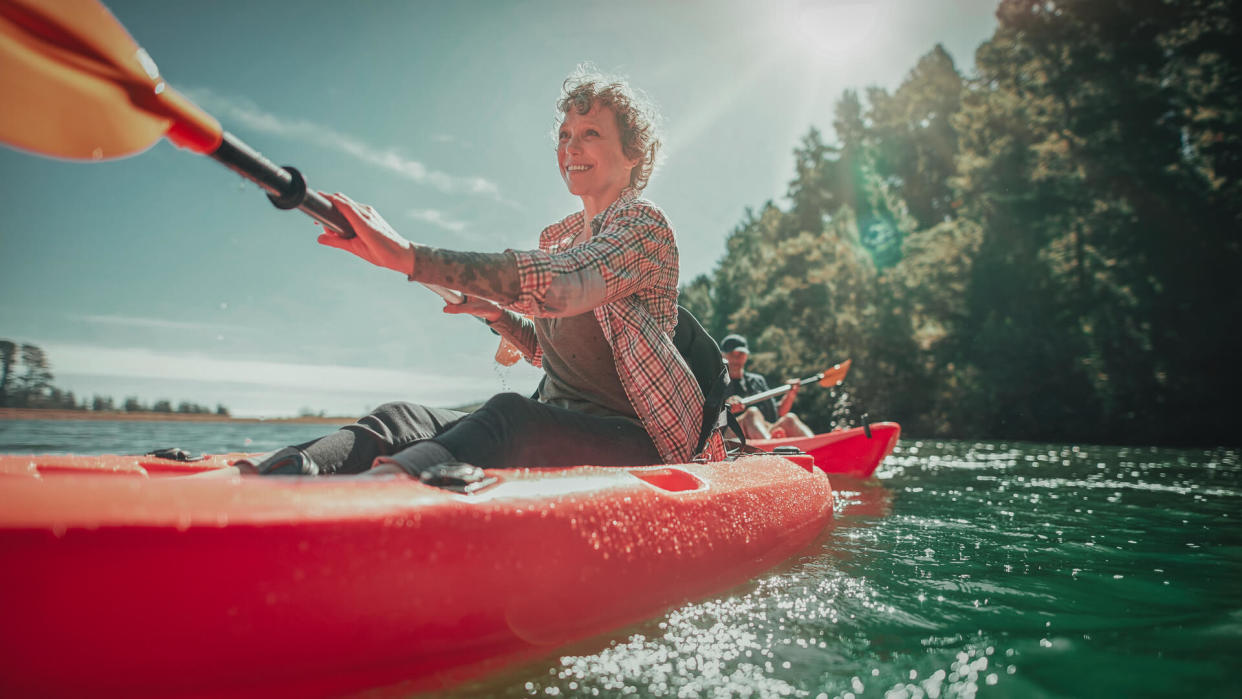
[
  {"xmin": 680, "ymin": 4, "xmax": 1241, "ymax": 446},
  {"xmin": 0, "ymin": 340, "xmax": 16, "ymax": 407},
  {"xmin": 0, "ymin": 338, "xmax": 232, "ymax": 416},
  {"xmin": 0, "ymin": 342, "xmax": 55, "ymax": 408}
]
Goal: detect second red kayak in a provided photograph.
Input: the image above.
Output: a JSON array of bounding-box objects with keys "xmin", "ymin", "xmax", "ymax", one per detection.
[{"xmin": 751, "ymin": 422, "xmax": 901, "ymax": 478}]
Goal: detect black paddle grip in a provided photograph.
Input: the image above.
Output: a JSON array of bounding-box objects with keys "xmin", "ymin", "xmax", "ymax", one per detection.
[
  {"xmin": 209, "ymin": 131, "xmax": 356, "ymax": 238},
  {"xmin": 266, "ymin": 166, "xmax": 306, "ymax": 209}
]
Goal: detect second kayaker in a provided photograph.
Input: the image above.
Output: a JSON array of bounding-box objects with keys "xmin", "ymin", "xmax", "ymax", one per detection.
[
  {"xmin": 242, "ymin": 66, "xmax": 725, "ymax": 477},
  {"xmin": 721, "ymin": 333, "xmax": 815, "ymax": 440}
]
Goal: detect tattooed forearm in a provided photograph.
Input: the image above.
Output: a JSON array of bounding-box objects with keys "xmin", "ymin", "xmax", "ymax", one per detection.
[{"xmin": 411, "ymin": 247, "xmax": 522, "ymax": 304}]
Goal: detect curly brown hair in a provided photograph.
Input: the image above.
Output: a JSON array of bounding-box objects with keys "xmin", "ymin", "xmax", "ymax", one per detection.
[{"xmin": 555, "ymin": 66, "xmax": 662, "ymax": 192}]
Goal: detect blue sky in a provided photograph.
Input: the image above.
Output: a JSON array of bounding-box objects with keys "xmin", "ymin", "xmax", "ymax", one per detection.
[{"xmin": 0, "ymin": 0, "xmax": 998, "ymax": 417}]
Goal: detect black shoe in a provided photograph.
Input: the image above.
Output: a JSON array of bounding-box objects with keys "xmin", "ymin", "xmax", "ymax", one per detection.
[
  {"xmin": 417, "ymin": 461, "xmax": 494, "ymax": 493},
  {"xmin": 234, "ymin": 447, "xmax": 320, "ymax": 476},
  {"xmin": 373, "ymin": 451, "xmax": 495, "ymax": 493}
]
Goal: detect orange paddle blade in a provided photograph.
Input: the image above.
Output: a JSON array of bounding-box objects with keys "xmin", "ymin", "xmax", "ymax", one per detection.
[
  {"xmin": 494, "ymin": 337, "xmax": 522, "ymax": 367},
  {"xmin": 0, "ymin": 0, "xmax": 220, "ymax": 160},
  {"xmin": 817, "ymin": 359, "xmax": 851, "ymax": 387}
]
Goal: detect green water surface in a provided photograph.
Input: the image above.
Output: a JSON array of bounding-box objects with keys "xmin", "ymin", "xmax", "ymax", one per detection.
[
  {"xmin": 455, "ymin": 440, "xmax": 1242, "ymax": 698},
  {"xmin": 3, "ymin": 422, "xmax": 1237, "ymax": 696}
]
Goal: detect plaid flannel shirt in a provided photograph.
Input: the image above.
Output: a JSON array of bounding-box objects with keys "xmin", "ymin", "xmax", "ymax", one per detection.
[{"xmin": 501, "ymin": 188, "xmax": 726, "ymax": 464}]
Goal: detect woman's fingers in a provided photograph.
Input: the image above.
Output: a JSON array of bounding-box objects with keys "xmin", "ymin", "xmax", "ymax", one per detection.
[
  {"xmin": 317, "ymin": 232, "xmax": 353, "ymax": 251},
  {"xmin": 322, "ymin": 191, "xmax": 372, "ymax": 234},
  {"xmin": 315, "ymin": 191, "xmax": 414, "ymax": 273},
  {"xmin": 440, "ymin": 296, "xmax": 503, "ymax": 321}
]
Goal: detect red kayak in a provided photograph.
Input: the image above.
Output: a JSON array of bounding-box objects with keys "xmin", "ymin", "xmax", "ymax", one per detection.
[
  {"xmin": 752, "ymin": 422, "xmax": 901, "ymax": 478},
  {"xmin": 0, "ymin": 451, "xmax": 832, "ymax": 697}
]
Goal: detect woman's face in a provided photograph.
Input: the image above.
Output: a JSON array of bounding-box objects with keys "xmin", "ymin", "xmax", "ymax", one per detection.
[{"xmin": 557, "ymin": 102, "xmax": 639, "ymax": 203}]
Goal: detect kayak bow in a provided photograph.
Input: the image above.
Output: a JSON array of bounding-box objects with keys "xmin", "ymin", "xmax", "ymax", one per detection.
[{"xmin": 0, "ymin": 451, "xmax": 833, "ymax": 696}]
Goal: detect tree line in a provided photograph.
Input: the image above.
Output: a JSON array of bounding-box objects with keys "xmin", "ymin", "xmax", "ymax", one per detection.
[
  {"xmin": 0, "ymin": 340, "xmax": 230, "ymax": 416},
  {"xmin": 680, "ymin": 0, "xmax": 1239, "ymax": 446}
]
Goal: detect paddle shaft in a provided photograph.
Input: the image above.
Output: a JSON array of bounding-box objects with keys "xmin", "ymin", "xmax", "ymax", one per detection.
[
  {"xmin": 739, "ymin": 374, "xmax": 823, "ymax": 408},
  {"xmin": 210, "ymin": 132, "xmax": 463, "ymax": 304},
  {"xmin": 210, "ymin": 132, "xmax": 339, "ymax": 228},
  {"xmin": 738, "ymin": 360, "xmax": 851, "ymax": 408}
]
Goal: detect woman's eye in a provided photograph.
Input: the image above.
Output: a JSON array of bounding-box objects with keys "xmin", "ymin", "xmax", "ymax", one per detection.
[
  {"xmin": 558, "ymin": 131, "xmax": 569, "ymax": 140},
  {"xmin": 586, "ymin": 129, "xmax": 600, "ymax": 137}
]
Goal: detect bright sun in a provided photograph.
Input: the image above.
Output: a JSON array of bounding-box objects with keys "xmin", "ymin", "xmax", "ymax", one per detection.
[{"xmin": 788, "ymin": 0, "xmax": 883, "ymax": 65}]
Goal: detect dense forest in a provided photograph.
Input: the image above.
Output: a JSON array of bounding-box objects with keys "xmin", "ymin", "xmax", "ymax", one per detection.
[
  {"xmin": 0, "ymin": 339, "xmax": 229, "ymax": 416},
  {"xmin": 681, "ymin": 0, "xmax": 1239, "ymax": 446}
]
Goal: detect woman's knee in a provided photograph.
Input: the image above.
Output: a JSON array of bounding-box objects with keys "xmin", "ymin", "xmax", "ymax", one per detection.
[
  {"xmin": 356, "ymin": 401, "xmax": 445, "ymax": 444},
  {"xmin": 479, "ymin": 392, "xmax": 530, "ymax": 413},
  {"xmin": 474, "ymin": 392, "xmax": 537, "ymax": 424},
  {"xmin": 364, "ymin": 401, "xmax": 422, "ymax": 430}
]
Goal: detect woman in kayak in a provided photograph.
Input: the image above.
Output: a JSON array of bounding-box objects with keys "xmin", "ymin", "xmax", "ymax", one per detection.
[{"xmin": 243, "ymin": 68, "xmax": 724, "ymax": 477}]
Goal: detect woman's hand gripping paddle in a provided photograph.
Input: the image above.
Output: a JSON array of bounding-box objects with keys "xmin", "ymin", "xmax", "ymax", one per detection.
[{"xmin": 0, "ymin": 0, "xmax": 464, "ymax": 305}]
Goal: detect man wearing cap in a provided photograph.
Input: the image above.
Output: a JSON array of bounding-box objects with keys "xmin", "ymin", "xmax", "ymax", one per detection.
[{"xmin": 720, "ymin": 334, "xmax": 814, "ymax": 440}]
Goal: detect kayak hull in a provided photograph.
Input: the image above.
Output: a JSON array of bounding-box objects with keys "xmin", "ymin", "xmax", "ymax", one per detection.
[
  {"xmin": 0, "ymin": 452, "xmax": 832, "ymax": 697},
  {"xmin": 752, "ymin": 422, "xmax": 901, "ymax": 478}
]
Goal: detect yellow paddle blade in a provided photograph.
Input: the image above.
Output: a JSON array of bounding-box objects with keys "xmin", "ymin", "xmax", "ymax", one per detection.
[
  {"xmin": 817, "ymin": 359, "xmax": 851, "ymax": 387},
  {"xmin": 0, "ymin": 0, "xmax": 220, "ymax": 160}
]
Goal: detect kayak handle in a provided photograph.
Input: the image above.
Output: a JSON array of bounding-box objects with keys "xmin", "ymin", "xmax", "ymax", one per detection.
[{"xmin": 208, "ymin": 131, "xmax": 464, "ymax": 304}]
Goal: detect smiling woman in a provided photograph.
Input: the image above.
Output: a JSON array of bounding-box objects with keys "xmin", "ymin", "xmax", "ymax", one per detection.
[{"xmin": 239, "ymin": 66, "xmax": 724, "ymax": 479}]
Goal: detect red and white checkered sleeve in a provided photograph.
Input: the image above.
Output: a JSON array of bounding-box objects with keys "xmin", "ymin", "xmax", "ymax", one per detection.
[{"xmin": 506, "ymin": 202, "xmax": 675, "ymax": 317}]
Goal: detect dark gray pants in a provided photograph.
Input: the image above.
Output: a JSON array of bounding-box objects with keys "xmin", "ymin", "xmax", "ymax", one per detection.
[{"xmin": 300, "ymin": 392, "xmax": 660, "ymax": 474}]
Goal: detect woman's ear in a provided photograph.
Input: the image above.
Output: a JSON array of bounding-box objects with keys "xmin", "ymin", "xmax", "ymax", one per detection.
[{"xmin": 625, "ymin": 153, "xmax": 641, "ymax": 177}]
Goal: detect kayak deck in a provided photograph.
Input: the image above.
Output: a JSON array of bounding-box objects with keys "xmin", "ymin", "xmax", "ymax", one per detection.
[{"xmin": 0, "ymin": 451, "xmax": 833, "ymax": 697}]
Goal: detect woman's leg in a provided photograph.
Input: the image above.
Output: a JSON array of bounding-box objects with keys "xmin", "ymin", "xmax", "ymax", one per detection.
[
  {"xmin": 247, "ymin": 401, "xmax": 468, "ymax": 475},
  {"xmin": 399, "ymin": 392, "xmax": 661, "ymax": 470}
]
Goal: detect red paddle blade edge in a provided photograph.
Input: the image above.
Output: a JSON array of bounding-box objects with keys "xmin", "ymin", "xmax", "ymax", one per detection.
[{"xmin": 0, "ymin": 0, "xmax": 220, "ymax": 160}]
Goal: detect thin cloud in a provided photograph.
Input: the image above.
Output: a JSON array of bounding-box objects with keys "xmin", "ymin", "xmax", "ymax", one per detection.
[
  {"xmin": 43, "ymin": 342, "xmax": 501, "ymax": 402},
  {"xmin": 74, "ymin": 314, "xmax": 248, "ymax": 334},
  {"xmin": 407, "ymin": 208, "xmax": 467, "ymax": 232},
  {"xmin": 185, "ymin": 88, "xmax": 502, "ymax": 200},
  {"xmin": 432, "ymin": 133, "xmax": 471, "ymax": 147}
]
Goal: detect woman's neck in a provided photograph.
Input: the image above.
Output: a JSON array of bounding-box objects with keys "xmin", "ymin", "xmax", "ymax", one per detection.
[
  {"xmin": 577, "ymin": 201, "xmax": 604, "ymax": 243},
  {"xmin": 579, "ymin": 186, "xmax": 628, "ymax": 228}
]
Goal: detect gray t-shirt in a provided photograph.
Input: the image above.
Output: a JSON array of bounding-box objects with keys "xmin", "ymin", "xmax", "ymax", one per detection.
[{"xmin": 535, "ymin": 311, "xmax": 638, "ymax": 420}]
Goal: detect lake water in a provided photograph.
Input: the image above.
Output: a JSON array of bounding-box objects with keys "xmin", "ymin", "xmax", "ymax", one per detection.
[{"xmin": 2, "ymin": 420, "xmax": 1239, "ymax": 697}]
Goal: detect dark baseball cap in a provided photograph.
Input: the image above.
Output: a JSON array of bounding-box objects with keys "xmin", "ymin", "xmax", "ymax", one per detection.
[{"xmin": 720, "ymin": 334, "xmax": 749, "ymax": 354}]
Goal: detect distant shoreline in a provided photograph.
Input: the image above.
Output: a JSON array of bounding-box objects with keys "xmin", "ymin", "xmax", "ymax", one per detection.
[{"xmin": 0, "ymin": 408, "xmax": 355, "ymax": 425}]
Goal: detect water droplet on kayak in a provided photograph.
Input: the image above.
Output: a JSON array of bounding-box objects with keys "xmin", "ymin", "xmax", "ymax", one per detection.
[{"xmin": 91, "ymin": 147, "xmax": 103, "ymax": 160}]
